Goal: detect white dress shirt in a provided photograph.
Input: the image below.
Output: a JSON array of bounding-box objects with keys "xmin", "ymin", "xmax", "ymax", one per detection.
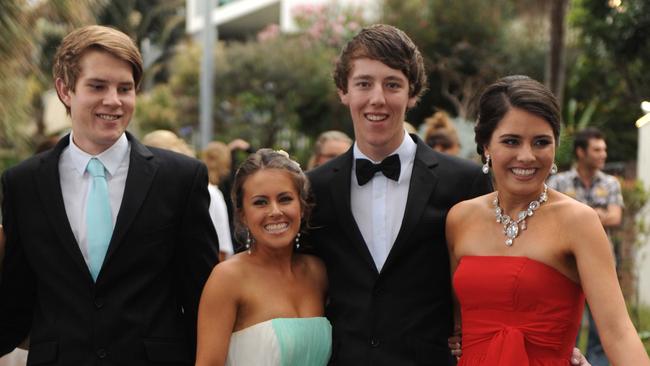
[
  {"xmin": 208, "ymin": 184, "xmax": 234, "ymax": 256},
  {"xmin": 351, "ymin": 132, "xmax": 416, "ymax": 272},
  {"xmin": 59, "ymin": 133, "xmax": 130, "ymax": 267}
]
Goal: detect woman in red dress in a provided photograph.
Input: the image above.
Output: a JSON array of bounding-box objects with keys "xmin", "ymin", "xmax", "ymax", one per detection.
[{"xmin": 447, "ymin": 75, "xmax": 649, "ymax": 365}]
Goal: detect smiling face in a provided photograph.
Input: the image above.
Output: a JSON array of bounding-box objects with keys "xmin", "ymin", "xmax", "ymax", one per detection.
[
  {"xmin": 338, "ymin": 58, "xmax": 417, "ymax": 161},
  {"xmin": 484, "ymin": 107, "xmax": 556, "ymax": 197},
  {"xmin": 240, "ymin": 169, "xmax": 303, "ymax": 252},
  {"xmin": 56, "ymin": 49, "xmax": 135, "ymax": 155}
]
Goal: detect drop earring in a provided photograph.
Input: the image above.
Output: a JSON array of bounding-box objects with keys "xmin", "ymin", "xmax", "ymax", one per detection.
[
  {"xmin": 550, "ymin": 162, "xmax": 558, "ymax": 175},
  {"xmin": 245, "ymin": 229, "xmax": 252, "ymax": 255},
  {"xmin": 482, "ymin": 155, "xmax": 491, "ymax": 174},
  {"xmin": 294, "ymin": 232, "xmax": 301, "ymax": 250}
]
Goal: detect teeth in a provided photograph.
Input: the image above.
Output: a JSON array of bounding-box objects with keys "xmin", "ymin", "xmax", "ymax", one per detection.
[
  {"xmin": 97, "ymin": 114, "xmax": 119, "ymax": 121},
  {"xmin": 366, "ymin": 114, "xmax": 387, "ymax": 121},
  {"xmin": 511, "ymin": 168, "xmax": 536, "ymax": 176},
  {"xmin": 264, "ymin": 223, "xmax": 288, "ymax": 232}
]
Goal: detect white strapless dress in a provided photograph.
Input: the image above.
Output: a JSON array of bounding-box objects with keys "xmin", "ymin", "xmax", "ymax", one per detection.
[{"xmin": 225, "ymin": 317, "xmax": 331, "ymax": 366}]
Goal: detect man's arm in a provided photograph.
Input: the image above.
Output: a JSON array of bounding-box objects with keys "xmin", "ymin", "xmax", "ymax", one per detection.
[
  {"xmin": 176, "ymin": 162, "xmax": 219, "ymax": 354},
  {"xmin": 0, "ymin": 173, "xmax": 35, "ymax": 355},
  {"xmin": 594, "ymin": 204, "xmax": 622, "ymax": 228}
]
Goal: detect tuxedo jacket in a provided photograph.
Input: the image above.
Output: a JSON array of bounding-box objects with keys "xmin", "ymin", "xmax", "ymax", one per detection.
[
  {"xmin": 306, "ymin": 135, "xmax": 492, "ymax": 366},
  {"xmin": 0, "ymin": 133, "xmax": 219, "ymax": 365}
]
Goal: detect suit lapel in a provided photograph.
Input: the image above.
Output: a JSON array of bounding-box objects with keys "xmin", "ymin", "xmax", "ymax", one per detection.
[
  {"xmin": 382, "ymin": 136, "xmax": 439, "ymax": 272},
  {"xmin": 36, "ymin": 135, "xmax": 91, "ymax": 277},
  {"xmin": 329, "ymin": 150, "xmax": 378, "ymax": 273},
  {"xmin": 102, "ymin": 133, "xmax": 157, "ymax": 268}
]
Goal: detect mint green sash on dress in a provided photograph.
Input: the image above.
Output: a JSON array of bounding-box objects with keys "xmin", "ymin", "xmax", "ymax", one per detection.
[{"xmin": 271, "ymin": 317, "xmax": 332, "ymax": 366}]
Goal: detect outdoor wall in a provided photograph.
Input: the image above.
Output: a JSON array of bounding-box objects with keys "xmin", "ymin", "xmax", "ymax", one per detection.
[{"xmin": 636, "ymin": 123, "xmax": 650, "ymax": 305}]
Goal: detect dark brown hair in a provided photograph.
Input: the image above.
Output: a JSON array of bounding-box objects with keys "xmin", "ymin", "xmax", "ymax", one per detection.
[
  {"xmin": 474, "ymin": 75, "xmax": 561, "ymax": 161},
  {"xmin": 573, "ymin": 127, "xmax": 604, "ymax": 157},
  {"xmin": 333, "ymin": 24, "xmax": 427, "ymax": 100},
  {"xmin": 231, "ymin": 149, "xmax": 313, "ymax": 242}
]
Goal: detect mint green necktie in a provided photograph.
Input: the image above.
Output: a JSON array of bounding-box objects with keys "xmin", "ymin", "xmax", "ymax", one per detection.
[{"xmin": 86, "ymin": 158, "xmax": 113, "ymax": 281}]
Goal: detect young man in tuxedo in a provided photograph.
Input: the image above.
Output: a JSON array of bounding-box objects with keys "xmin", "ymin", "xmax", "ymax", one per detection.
[
  {"xmin": 307, "ymin": 24, "xmax": 590, "ymax": 366},
  {"xmin": 0, "ymin": 25, "xmax": 218, "ymax": 365},
  {"xmin": 306, "ymin": 24, "xmax": 490, "ymax": 365}
]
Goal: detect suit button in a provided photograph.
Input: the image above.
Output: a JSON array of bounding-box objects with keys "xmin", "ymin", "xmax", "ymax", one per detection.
[
  {"xmin": 370, "ymin": 338, "xmax": 379, "ymax": 348},
  {"xmin": 94, "ymin": 298, "xmax": 104, "ymax": 309},
  {"xmin": 96, "ymin": 348, "xmax": 107, "ymax": 358},
  {"xmin": 373, "ymin": 286, "xmax": 383, "ymax": 295}
]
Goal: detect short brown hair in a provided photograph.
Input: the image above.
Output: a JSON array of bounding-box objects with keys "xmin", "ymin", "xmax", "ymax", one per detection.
[
  {"xmin": 201, "ymin": 141, "xmax": 232, "ymax": 185},
  {"xmin": 333, "ymin": 24, "xmax": 427, "ymax": 100},
  {"xmin": 53, "ymin": 25, "xmax": 143, "ymax": 110}
]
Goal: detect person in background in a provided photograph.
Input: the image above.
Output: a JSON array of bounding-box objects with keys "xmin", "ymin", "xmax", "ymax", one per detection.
[
  {"xmin": 141, "ymin": 129, "xmax": 195, "ymax": 157},
  {"xmin": 423, "ymin": 111, "xmax": 461, "ymax": 155},
  {"xmin": 201, "ymin": 141, "xmax": 235, "ymax": 260},
  {"xmin": 196, "ymin": 149, "xmax": 331, "ymax": 366},
  {"xmin": 447, "ymin": 75, "xmax": 645, "ymax": 365},
  {"xmin": 307, "ymin": 130, "xmax": 352, "ymax": 170},
  {"xmin": 0, "ymin": 25, "xmax": 218, "ymax": 364},
  {"xmin": 143, "ymin": 130, "xmax": 235, "ymax": 261},
  {"xmin": 547, "ymin": 127, "xmax": 624, "ymax": 366}
]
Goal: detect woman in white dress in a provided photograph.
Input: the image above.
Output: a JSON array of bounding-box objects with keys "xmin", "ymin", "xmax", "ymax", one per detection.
[{"xmin": 196, "ymin": 149, "xmax": 331, "ymax": 366}]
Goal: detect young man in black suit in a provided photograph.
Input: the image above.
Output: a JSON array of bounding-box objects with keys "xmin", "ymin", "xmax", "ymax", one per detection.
[
  {"xmin": 306, "ymin": 24, "xmax": 491, "ymax": 365},
  {"xmin": 0, "ymin": 25, "xmax": 219, "ymax": 365}
]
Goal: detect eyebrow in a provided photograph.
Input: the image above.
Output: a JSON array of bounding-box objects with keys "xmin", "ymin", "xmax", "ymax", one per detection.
[
  {"xmin": 351, "ymin": 75, "xmax": 406, "ymax": 82},
  {"xmin": 86, "ymin": 78, "xmax": 134, "ymax": 86},
  {"xmin": 498, "ymin": 133, "xmax": 553, "ymax": 139}
]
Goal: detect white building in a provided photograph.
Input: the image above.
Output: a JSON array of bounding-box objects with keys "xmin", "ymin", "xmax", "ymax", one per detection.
[
  {"xmin": 185, "ymin": 0, "xmax": 379, "ymax": 39},
  {"xmin": 635, "ymin": 108, "xmax": 650, "ymax": 305}
]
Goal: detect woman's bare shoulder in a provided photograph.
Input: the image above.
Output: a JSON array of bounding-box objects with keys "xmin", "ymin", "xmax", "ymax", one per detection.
[{"xmin": 449, "ymin": 193, "xmax": 492, "ymax": 220}]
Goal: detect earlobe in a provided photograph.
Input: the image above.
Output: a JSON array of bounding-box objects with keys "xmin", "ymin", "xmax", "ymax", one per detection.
[
  {"xmin": 337, "ymin": 89, "xmax": 349, "ymax": 106},
  {"xmin": 407, "ymin": 96, "xmax": 417, "ymax": 108},
  {"xmin": 55, "ymin": 78, "xmax": 71, "ymax": 107}
]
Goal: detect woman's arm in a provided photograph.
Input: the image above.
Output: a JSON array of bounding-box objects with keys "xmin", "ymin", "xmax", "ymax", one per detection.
[
  {"xmin": 570, "ymin": 206, "xmax": 649, "ymax": 365},
  {"xmin": 195, "ymin": 262, "xmax": 240, "ymax": 366},
  {"xmin": 445, "ymin": 204, "xmax": 464, "ymax": 360}
]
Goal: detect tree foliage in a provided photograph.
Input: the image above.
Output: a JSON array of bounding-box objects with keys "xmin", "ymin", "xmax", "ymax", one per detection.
[
  {"xmin": 382, "ymin": 0, "xmax": 547, "ymax": 124},
  {"xmin": 567, "ymin": 0, "xmax": 650, "ymax": 162}
]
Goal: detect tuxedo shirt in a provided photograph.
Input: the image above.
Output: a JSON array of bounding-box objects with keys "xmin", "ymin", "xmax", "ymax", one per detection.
[{"xmin": 351, "ymin": 132, "xmax": 415, "ymax": 271}]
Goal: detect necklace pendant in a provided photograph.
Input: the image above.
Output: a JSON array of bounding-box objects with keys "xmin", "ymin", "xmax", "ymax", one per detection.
[
  {"xmin": 493, "ymin": 184, "xmax": 548, "ymax": 248},
  {"xmin": 505, "ymin": 222, "xmax": 519, "ymax": 239}
]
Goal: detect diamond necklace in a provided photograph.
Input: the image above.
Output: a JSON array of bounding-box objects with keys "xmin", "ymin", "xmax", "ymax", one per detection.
[{"xmin": 493, "ymin": 184, "xmax": 548, "ymax": 246}]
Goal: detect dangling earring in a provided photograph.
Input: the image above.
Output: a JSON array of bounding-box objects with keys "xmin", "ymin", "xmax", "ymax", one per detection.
[
  {"xmin": 245, "ymin": 229, "xmax": 252, "ymax": 255},
  {"xmin": 482, "ymin": 155, "xmax": 491, "ymax": 174},
  {"xmin": 550, "ymin": 162, "xmax": 558, "ymax": 175},
  {"xmin": 294, "ymin": 232, "xmax": 301, "ymax": 250}
]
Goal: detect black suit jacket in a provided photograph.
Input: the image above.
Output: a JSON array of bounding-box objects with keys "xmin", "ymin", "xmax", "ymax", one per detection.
[
  {"xmin": 306, "ymin": 135, "xmax": 491, "ymax": 366},
  {"xmin": 0, "ymin": 133, "xmax": 219, "ymax": 365}
]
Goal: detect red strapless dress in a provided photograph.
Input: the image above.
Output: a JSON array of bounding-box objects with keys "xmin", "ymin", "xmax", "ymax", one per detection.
[{"xmin": 453, "ymin": 256, "xmax": 585, "ymax": 366}]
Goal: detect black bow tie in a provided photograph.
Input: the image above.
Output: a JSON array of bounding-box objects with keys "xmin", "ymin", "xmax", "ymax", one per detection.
[{"xmin": 355, "ymin": 154, "xmax": 401, "ymax": 185}]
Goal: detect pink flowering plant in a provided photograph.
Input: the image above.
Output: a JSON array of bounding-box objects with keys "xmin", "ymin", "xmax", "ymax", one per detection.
[{"xmin": 291, "ymin": 2, "xmax": 365, "ymax": 48}]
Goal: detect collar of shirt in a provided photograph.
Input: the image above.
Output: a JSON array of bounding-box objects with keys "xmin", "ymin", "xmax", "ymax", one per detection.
[
  {"xmin": 67, "ymin": 133, "xmax": 130, "ymax": 178},
  {"xmin": 352, "ymin": 131, "xmax": 417, "ymax": 185},
  {"xmin": 570, "ymin": 167, "xmax": 604, "ymax": 187}
]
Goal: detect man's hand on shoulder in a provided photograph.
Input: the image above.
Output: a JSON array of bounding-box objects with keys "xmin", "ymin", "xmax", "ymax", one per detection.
[{"xmin": 571, "ymin": 347, "xmax": 591, "ymax": 366}]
